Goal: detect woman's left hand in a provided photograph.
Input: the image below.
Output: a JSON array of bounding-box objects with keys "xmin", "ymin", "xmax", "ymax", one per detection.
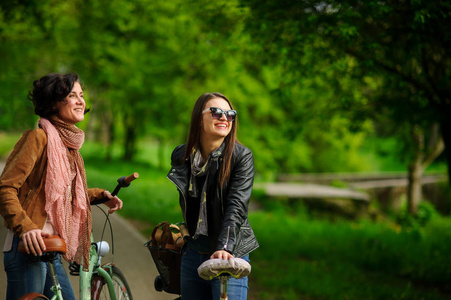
[
  {"xmin": 103, "ymin": 190, "xmax": 123, "ymax": 214},
  {"xmin": 210, "ymin": 250, "xmax": 233, "ymax": 260}
]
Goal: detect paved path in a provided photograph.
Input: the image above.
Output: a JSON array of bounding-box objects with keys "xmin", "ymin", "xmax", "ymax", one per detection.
[{"xmin": 0, "ymin": 160, "xmax": 175, "ymax": 300}]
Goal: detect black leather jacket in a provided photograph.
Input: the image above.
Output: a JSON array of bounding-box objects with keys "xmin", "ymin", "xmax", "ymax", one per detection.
[{"xmin": 167, "ymin": 143, "xmax": 259, "ymax": 258}]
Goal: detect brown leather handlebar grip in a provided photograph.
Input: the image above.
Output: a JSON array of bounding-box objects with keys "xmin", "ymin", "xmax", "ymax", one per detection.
[{"xmin": 124, "ymin": 172, "xmax": 139, "ymax": 185}]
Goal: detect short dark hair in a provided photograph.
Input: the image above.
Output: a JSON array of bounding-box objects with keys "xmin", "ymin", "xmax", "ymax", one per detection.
[{"xmin": 28, "ymin": 73, "xmax": 89, "ymax": 118}]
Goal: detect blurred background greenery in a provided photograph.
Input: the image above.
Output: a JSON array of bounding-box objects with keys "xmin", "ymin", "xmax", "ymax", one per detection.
[{"xmin": 1, "ymin": 0, "xmax": 451, "ymax": 299}]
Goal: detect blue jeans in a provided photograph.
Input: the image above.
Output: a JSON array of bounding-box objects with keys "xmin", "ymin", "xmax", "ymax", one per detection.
[
  {"xmin": 3, "ymin": 235, "xmax": 76, "ymax": 300},
  {"xmin": 181, "ymin": 247, "xmax": 249, "ymax": 300}
]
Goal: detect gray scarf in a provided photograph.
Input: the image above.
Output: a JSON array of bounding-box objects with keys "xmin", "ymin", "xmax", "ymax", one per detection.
[{"xmin": 189, "ymin": 143, "xmax": 224, "ymax": 239}]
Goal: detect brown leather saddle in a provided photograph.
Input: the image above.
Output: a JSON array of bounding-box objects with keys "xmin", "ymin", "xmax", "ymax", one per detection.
[{"xmin": 18, "ymin": 235, "xmax": 67, "ymax": 254}]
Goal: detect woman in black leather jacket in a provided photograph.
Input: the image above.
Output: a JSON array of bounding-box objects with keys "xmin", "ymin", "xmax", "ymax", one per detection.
[{"xmin": 167, "ymin": 92, "xmax": 258, "ymax": 300}]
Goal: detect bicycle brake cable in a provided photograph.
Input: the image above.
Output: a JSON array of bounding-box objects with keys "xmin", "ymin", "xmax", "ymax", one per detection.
[{"xmin": 95, "ymin": 205, "xmax": 115, "ymax": 262}]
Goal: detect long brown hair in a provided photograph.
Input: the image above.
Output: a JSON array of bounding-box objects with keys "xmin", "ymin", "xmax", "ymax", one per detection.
[{"xmin": 184, "ymin": 92, "xmax": 238, "ymax": 188}]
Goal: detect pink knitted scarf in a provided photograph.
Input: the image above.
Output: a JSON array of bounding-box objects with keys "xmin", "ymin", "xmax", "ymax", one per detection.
[{"xmin": 39, "ymin": 117, "xmax": 91, "ymax": 268}]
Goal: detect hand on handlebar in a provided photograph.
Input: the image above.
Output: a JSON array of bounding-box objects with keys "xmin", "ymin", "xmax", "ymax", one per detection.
[
  {"xmin": 103, "ymin": 190, "xmax": 123, "ymax": 214},
  {"xmin": 22, "ymin": 229, "xmax": 51, "ymax": 256}
]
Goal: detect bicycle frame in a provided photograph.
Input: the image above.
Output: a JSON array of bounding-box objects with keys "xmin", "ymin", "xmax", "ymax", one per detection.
[
  {"xmin": 38, "ymin": 235, "xmax": 116, "ymax": 300},
  {"xmin": 79, "ymin": 234, "xmax": 117, "ymax": 300}
]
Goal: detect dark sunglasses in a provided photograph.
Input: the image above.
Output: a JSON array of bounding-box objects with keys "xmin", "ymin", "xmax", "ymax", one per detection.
[{"xmin": 202, "ymin": 107, "xmax": 237, "ymax": 122}]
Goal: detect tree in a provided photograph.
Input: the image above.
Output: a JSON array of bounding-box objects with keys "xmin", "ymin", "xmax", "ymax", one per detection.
[
  {"xmin": 2, "ymin": 0, "xmax": 431, "ymax": 183},
  {"xmin": 52, "ymin": 0, "xmax": 226, "ymax": 161},
  {"xmin": 239, "ymin": 0, "xmax": 451, "ymax": 213},
  {"xmin": 407, "ymin": 123, "xmax": 444, "ymax": 214},
  {"xmin": 0, "ymin": 0, "xmax": 66, "ymax": 130}
]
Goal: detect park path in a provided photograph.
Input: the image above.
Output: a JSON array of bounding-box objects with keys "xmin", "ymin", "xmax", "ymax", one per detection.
[{"xmin": 0, "ymin": 160, "xmax": 174, "ymax": 300}]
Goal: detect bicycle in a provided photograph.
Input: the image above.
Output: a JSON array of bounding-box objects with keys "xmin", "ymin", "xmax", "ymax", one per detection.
[{"xmin": 17, "ymin": 172, "xmax": 139, "ymax": 300}]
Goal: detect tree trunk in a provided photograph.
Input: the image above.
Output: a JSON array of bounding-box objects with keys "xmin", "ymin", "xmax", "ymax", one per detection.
[
  {"xmin": 407, "ymin": 123, "xmax": 444, "ymax": 215},
  {"xmin": 440, "ymin": 112, "xmax": 451, "ymax": 188},
  {"xmin": 407, "ymin": 159, "xmax": 423, "ymax": 215},
  {"xmin": 407, "ymin": 125, "xmax": 424, "ymax": 215},
  {"xmin": 123, "ymin": 125, "xmax": 136, "ymax": 161},
  {"xmin": 157, "ymin": 138, "xmax": 166, "ymax": 171},
  {"xmin": 106, "ymin": 120, "xmax": 115, "ymax": 162}
]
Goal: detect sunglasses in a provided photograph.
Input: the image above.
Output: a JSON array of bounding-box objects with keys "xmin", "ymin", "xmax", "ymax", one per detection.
[{"xmin": 202, "ymin": 107, "xmax": 237, "ymax": 122}]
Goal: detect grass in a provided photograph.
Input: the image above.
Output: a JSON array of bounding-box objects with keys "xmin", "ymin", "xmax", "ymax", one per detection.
[
  {"xmin": 248, "ymin": 210, "xmax": 451, "ymax": 299},
  {"xmin": 82, "ymin": 156, "xmax": 183, "ymax": 233}
]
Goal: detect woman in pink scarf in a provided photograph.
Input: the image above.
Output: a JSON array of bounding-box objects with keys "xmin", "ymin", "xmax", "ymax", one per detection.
[{"xmin": 0, "ymin": 73, "xmax": 123, "ymax": 300}]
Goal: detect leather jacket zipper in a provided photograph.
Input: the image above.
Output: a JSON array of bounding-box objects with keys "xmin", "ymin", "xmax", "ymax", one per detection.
[{"xmin": 223, "ymin": 226, "xmax": 230, "ymax": 250}]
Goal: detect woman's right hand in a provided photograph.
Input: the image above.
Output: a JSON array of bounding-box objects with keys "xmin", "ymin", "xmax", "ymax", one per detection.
[{"xmin": 21, "ymin": 229, "xmax": 51, "ymax": 256}]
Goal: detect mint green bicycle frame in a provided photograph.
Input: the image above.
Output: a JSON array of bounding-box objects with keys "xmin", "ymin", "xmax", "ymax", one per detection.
[
  {"xmin": 44, "ymin": 234, "xmax": 117, "ymax": 300},
  {"xmin": 79, "ymin": 234, "xmax": 117, "ymax": 300}
]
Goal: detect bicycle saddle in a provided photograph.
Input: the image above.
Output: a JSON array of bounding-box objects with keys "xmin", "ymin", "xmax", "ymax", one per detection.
[
  {"xmin": 18, "ymin": 235, "xmax": 67, "ymax": 254},
  {"xmin": 197, "ymin": 257, "xmax": 251, "ymax": 280}
]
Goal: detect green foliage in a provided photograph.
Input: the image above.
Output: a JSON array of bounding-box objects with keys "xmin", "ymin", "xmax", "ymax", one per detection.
[
  {"xmin": 396, "ymin": 201, "xmax": 441, "ymax": 229},
  {"xmin": 0, "ymin": 132, "xmax": 21, "ymax": 159},
  {"xmin": 238, "ymin": 0, "xmax": 451, "ymax": 179},
  {"xmin": 1, "ymin": 0, "xmax": 450, "ymax": 178}
]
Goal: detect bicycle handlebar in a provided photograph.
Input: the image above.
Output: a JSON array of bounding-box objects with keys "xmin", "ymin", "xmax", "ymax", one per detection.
[
  {"xmin": 91, "ymin": 172, "xmax": 139, "ymax": 205},
  {"xmin": 111, "ymin": 172, "xmax": 139, "ymax": 196}
]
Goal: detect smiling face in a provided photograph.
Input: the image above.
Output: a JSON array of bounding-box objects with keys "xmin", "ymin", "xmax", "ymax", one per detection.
[
  {"xmin": 201, "ymin": 97, "xmax": 233, "ymax": 141},
  {"xmin": 56, "ymin": 82, "xmax": 85, "ymax": 125}
]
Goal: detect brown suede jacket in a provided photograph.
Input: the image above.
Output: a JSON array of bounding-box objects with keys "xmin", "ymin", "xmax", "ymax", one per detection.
[{"xmin": 0, "ymin": 128, "xmax": 105, "ymax": 238}]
